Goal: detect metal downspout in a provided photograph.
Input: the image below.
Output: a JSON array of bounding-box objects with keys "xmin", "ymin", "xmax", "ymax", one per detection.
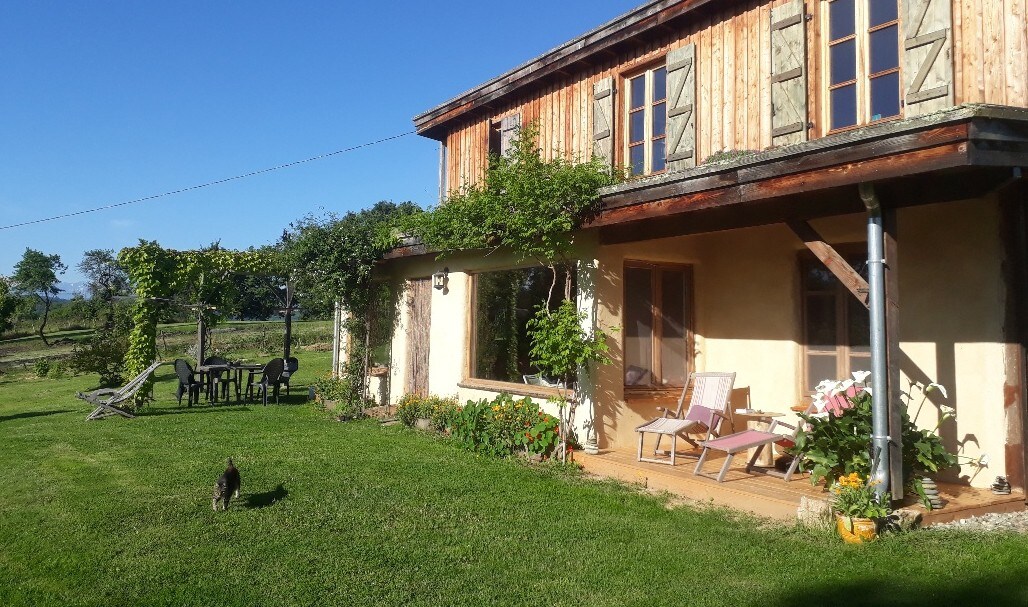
[{"xmin": 860, "ymin": 183, "xmax": 891, "ymax": 498}]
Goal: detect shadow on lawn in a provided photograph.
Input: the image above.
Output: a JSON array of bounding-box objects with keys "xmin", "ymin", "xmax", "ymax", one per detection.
[
  {"xmin": 764, "ymin": 569, "xmax": 1028, "ymax": 606},
  {"xmin": 139, "ymin": 406, "xmax": 253, "ymax": 417},
  {"xmin": 243, "ymin": 484, "xmax": 288, "ymax": 509},
  {"xmin": 0, "ymin": 409, "xmax": 73, "ymax": 423}
]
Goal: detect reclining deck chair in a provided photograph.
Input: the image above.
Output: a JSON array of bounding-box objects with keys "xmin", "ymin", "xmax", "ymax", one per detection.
[
  {"xmin": 78, "ymin": 360, "xmax": 164, "ymax": 421},
  {"xmin": 635, "ymin": 372, "xmax": 736, "ymax": 466},
  {"xmin": 693, "ymin": 402, "xmax": 815, "ymax": 482}
]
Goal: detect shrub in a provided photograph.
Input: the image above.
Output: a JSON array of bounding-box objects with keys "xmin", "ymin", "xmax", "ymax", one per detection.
[
  {"xmin": 311, "ymin": 374, "xmax": 367, "ymax": 421},
  {"xmin": 69, "ymin": 328, "xmax": 129, "ymax": 387},
  {"xmin": 33, "ymin": 358, "xmax": 51, "ymax": 378},
  {"xmin": 396, "ymin": 393, "xmax": 447, "ymax": 427},
  {"xmin": 48, "ymin": 361, "xmax": 67, "ymax": 379},
  {"xmin": 448, "ymin": 393, "xmax": 560, "ymax": 458}
]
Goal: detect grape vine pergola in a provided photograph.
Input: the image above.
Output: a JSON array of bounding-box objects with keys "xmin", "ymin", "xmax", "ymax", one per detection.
[{"xmin": 118, "ymin": 241, "xmax": 288, "ymax": 402}]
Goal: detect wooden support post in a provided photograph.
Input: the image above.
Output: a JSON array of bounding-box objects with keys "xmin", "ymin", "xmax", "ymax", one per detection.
[
  {"xmin": 999, "ymin": 175, "xmax": 1028, "ymax": 490},
  {"xmin": 787, "ymin": 220, "xmax": 870, "ymax": 308},
  {"xmin": 883, "ymin": 208, "xmax": 903, "ymax": 496},
  {"xmin": 196, "ymin": 309, "xmax": 207, "ymax": 364}
]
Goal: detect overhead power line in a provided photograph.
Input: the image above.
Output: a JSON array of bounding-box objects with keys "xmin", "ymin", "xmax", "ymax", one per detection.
[{"xmin": 0, "ymin": 130, "xmax": 415, "ymax": 231}]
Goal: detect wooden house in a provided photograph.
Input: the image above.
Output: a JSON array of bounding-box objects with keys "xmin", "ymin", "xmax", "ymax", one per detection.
[{"xmin": 372, "ymin": 0, "xmax": 1028, "ymax": 497}]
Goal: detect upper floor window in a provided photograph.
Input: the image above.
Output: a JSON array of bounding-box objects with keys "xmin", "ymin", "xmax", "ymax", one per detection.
[
  {"xmin": 827, "ymin": 0, "xmax": 901, "ymax": 131},
  {"xmin": 489, "ymin": 114, "xmax": 521, "ymax": 158},
  {"xmin": 624, "ymin": 65, "xmax": 667, "ymax": 176}
]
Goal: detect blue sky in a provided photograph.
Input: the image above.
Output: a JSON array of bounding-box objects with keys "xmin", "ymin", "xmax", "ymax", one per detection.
[{"xmin": 0, "ymin": 0, "xmax": 640, "ymax": 287}]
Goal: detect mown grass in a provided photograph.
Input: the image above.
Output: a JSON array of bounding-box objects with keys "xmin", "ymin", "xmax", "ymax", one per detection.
[{"xmin": 2, "ymin": 351, "xmax": 1028, "ymax": 606}]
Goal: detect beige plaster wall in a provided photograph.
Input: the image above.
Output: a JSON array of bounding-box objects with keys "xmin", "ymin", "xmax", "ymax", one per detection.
[
  {"xmin": 593, "ymin": 196, "xmax": 1014, "ymax": 488},
  {"xmin": 372, "ymin": 197, "xmax": 1016, "ymax": 488}
]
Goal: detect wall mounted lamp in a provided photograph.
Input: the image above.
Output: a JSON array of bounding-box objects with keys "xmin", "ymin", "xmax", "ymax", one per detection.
[{"xmin": 432, "ymin": 267, "xmax": 449, "ymax": 292}]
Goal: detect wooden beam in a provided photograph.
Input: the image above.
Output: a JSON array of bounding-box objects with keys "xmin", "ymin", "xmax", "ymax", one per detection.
[
  {"xmin": 883, "ymin": 207, "xmax": 904, "ymax": 497},
  {"xmin": 787, "ymin": 220, "xmax": 870, "ymax": 308},
  {"xmin": 998, "ymin": 176, "xmax": 1028, "ymax": 490}
]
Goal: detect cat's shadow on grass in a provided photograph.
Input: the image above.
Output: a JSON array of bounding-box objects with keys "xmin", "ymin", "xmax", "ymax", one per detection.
[{"xmin": 243, "ymin": 484, "xmax": 288, "ymax": 509}]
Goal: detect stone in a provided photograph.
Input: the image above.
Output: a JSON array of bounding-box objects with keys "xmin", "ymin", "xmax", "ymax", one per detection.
[
  {"xmin": 886, "ymin": 508, "xmax": 924, "ymax": 532},
  {"xmin": 796, "ymin": 496, "xmax": 832, "ymax": 529}
]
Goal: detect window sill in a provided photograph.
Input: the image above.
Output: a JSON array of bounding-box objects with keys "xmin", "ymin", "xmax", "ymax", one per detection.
[{"xmin": 458, "ymin": 379, "xmax": 572, "ymax": 401}]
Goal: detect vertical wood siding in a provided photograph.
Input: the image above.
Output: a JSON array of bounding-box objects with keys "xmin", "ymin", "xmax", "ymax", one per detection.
[{"xmin": 442, "ymin": 0, "xmax": 1027, "ymax": 191}]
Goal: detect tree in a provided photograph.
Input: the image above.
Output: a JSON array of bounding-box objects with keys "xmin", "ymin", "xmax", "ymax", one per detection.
[
  {"xmin": 0, "ymin": 276, "xmax": 18, "ymax": 335},
  {"xmin": 12, "ymin": 248, "xmax": 66, "ymax": 345},
  {"xmin": 78, "ymin": 249, "xmax": 129, "ymax": 329}
]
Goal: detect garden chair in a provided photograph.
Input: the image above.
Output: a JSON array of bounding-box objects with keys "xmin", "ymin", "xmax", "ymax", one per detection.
[
  {"xmin": 692, "ymin": 402, "xmax": 815, "ymax": 483},
  {"xmin": 523, "ymin": 373, "xmax": 559, "ymax": 388},
  {"xmin": 282, "ymin": 357, "xmax": 299, "ymax": 396},
  {"xmin": 174, "ymin": 359, "xmax": 202, "ymax": 406},
  {"xmin": 78, "ymin": 360, "xmax": 164, "ymax": 421},
  {"xmin": 635, "ymin": 372, "xmax": 736, "ymax": 466},
  {"xmin": 246, "ymin": 358, "xmax": 285, "ymax": 405},
  {"xmin": 203, "ymin": 356, "xmax": 237, "ymax": 402}
]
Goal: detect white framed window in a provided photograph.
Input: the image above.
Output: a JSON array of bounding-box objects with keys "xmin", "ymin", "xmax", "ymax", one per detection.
[
  {"xmin": 825, "ymin": 0, "xmax": 901, "ymax": 131},
  {"xmin": 624, "ymin": 65, "xmax": 667, "ymax": 176}
]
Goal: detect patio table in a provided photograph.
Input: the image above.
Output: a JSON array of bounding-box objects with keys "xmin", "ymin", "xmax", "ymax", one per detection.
[{"xmin": 196, "ymin": 364, "xmax": 231, "ymax": 403}]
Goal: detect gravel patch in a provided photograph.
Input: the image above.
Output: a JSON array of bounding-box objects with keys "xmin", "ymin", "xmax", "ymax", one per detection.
[{"xmin": 931, "ymin": 509, "xmax": 1028, "ymax": 533}]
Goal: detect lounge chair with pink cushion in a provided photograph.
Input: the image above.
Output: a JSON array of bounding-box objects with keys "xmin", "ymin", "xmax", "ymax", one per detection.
[
  {"xmin": 693, "ymin": 405, "xmax": 813, "ymax": 482},
  {"xmin": 634, "ymin": 372, "xmax": 736, "ymax": 466}
]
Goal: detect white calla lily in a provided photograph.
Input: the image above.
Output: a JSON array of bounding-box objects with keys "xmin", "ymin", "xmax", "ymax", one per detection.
[
  {"xmin": 852, "ymin": 370, "xmax": 871, "ymax": 384},
  {"xmin": 927, "ymin": 382, "xmax": 949, "ymax": 399}
]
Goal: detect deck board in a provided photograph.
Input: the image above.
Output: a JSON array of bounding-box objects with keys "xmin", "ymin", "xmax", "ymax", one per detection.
[{"xmin": 577, "ymin": 448, "xmax": 1025, "ymax": 524}]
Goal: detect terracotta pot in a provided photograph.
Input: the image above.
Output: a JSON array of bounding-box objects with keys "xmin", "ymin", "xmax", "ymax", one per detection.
[{"xmin": 835, "ymin": 514, "xmax": 878, "ymax": 544}]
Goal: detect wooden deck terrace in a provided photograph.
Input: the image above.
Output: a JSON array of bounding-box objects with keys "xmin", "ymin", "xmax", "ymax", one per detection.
[{"xmin": 576, "ymin": 448, "xmax": 1026, "ymax": 525}]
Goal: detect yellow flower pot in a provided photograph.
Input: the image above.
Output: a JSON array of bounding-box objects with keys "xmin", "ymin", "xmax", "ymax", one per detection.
[{"xmin": 835, "ymin": 514, "xmax": 878, "ymax": 544}]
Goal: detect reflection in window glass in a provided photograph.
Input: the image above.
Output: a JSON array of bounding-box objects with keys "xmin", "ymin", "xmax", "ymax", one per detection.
[
  {"xmin": 830, "ymin": 0, "xmax": 856, "ymax": 39},
  {"xmin": 652, "ymin": 67, "xmax": 667, "ymax": 101},
  {"xmin": 870, "ymin": 72, "xmax": 901, "ymax": 120},
  {"xmin": 660, "ymin": 271, "xmax": 688, "ymax": 386},
  {"xmin": 629, "ymin": 145, "xmax": 645, "ymax": 175},
  {"xmin": 831, "ymin": 39, "xmax": 857, "ymax": 84},
  {"xmin": 474, "ymin": 266, "xmax": 575, "ymax": 383},
  {"xmin": 831, "ymin": 85, "xmax": 858, "ymax": 130},
  {"xmin": 806, "ymin": 295, "xmax": 837, "ymax": 347},
  {"xmin": 624, "ymin": 267, "xmax": 653, "ymax": 386},
  {"xmin": 630, "ymin": 75, "xmax": 646, "ymax": 109},
  {"xmin": 869, "ymin": 0, "xmax": 898, "ymax": 27},
  {"xmin": 869, "ymin": 25, "xmax": 899, "ymax": 74}
]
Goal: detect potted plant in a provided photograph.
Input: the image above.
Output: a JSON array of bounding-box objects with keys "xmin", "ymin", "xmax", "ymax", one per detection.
[{"xmin": 831, "ymin": 472, "xmax": 891, "ymax": 543}]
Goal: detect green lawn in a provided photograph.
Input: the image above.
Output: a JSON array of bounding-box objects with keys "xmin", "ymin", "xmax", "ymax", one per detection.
[{"xmin": 1, "ymin": 353, "xmax": 1027, "ymax": 606}]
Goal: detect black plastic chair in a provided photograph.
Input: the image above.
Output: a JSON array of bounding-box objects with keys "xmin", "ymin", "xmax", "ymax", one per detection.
[
  {"xmin": 246, "ymin": 358, "xmax": 285, "ymax": 405},
  {"xmin": 174, "ymin": 359, "xmax": 202, "ymax": 406},
  {"xmin": 203, "ymin": 356, "xmax": 238, "ymax": 402},
  {"xmin": 282, "ymin": 357, "xmax": 299, "ymax": 396}
]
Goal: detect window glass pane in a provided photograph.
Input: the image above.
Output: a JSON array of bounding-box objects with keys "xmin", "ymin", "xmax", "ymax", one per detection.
[
  {"xmin": 629, "ymin": 145, "xmax": 645, "ymax": 175},
  {"xmin": 829, "ymin": 0, "xmax": 856, "ymax": 40},
  {"xmin": 807, "ymin": 354, "xmax": 839, "ymax": 392},
  {"xmin": 831, "ymin": 84, "xmax": 858, "ymax": 129},
  {"xmin": 660, "ymin": 270, "xmax": 689, "ymax": 386},
  {"xmin": 474, "ymin": 267, "xmax": 574, "ymax": 383},
  {"xmin": 870, "ymin": 71, "xmax": 901, "ymax": 120},
  {"xmin": 652, "ymin": 102, "xmax": 666, "ymax": 137},
  {"xmin": 869, "ymin": 25, "xmax": 899, "ymax": 74},
  {"xmin": 848, "ymin": 352, "xmax": 872, "ymax": 379},
  {"xmin": 651, "ymin": 139, "xmax": 666, "ymax": 173},
  {"xmin": 869, "ymin": 0, "xmax": 898, "ymax": 27},
  {"xmin": 624, "ymin": 267, "xmax": 654, "ymax": 386},
  {"xmin": 803, "ymin": 264, "xmax": 837, "ymax": 292},
  {"xmin": 830, "ymin": 39, "xmax": 857, "ymax": 84},
  {"xmin": 847, "ymin": 295, "xmax": 871, "ymax": 348},
  {"xmin": 629, "ymin": 110, "xmax": 645, "ymax": 144},
  {"xmin": 630, "ymin": 75, "xmax": 646, "ymax": 110},
  {"xmin": 806, "ymin": 295, "xmax": 837, "ymax": 347},
  {"xmin": 652, "ymin": 67, "xmax": 667, "ymax": 101}
]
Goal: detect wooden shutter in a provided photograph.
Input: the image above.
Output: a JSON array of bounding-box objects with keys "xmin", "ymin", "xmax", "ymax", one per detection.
[
  {"xmin": 499, "ymin": 113, "xmax": 521, "ymax": 157},
  {"xmin": 770, "ymin": 0, "xmax": 808, "ymax": 146},
  {"xmin": 666, "ymin": 43, "xmax": 697, "ymax": 172},
  {"xmin": 592, "ymin": 77, "xmax": 615, "ymax": 164},
  {"xmin": 902, "ymin": 0, "xmax": 953, "ymax": 116}
]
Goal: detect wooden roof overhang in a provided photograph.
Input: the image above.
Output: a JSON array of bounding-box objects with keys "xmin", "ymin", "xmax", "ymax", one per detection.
[
  {"xmin": 413, "ymin": 0, "xmax": 722, "ymax": 141},
  {"xmin": 587, "ymin": 105, "xmax": 1028, "ymax": 245}
]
